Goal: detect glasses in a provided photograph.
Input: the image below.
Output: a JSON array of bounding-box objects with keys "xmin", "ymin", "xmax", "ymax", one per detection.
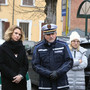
[{"xmin": 72, "ymin": 40, "xmax": 80, "ymax": 43}]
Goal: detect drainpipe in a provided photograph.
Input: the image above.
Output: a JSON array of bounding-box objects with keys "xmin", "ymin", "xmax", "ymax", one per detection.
[
  {"xmin": 85, "ymin": 18, "xmax": 88, "ymax": 36},
  {"xmin": 12, "ymin": 0, "xmax": 15, "ymax": 25},
  {"xmin": 66, "ymin": 0, "xmax": 69, "ymax": 36}
]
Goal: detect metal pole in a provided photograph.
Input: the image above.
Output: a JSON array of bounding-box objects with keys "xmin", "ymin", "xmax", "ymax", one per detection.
[
  {"xmin": 66, "ymin": 0, "xmax": 69, "ymax": 36},
  {"xmin": 12, "ymin": 0, "xmax": 15, "ymax": 25},
  {"xmin": 85, "ymin": 18, "xmax": 88, "ymax": 36}
]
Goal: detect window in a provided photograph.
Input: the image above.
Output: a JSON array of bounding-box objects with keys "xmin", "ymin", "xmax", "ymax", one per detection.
[
  {"xmin": 21, "ymin": 0, "xmax": 35, "ymax": 7},
  {"xmin": 0, "ymin": 0, "xmax": 7, "ymax": 5},
  {"xmin": 19, "ymin": 22, "xmax": 29, "ymax": 40},
  {"xmin": 17, "ymin": 19, "xmax": 32, "ymax": 41},
  {"xmin": 39, "ymin": 20, "xmax": 44, "ymax": 41},
  {"xmin": 0, "ymin": 19, "xmax": 8, "ymax": 39}
]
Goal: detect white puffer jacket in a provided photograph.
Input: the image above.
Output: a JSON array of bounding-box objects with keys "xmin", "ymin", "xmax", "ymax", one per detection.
[{"xmin": 67, "ymin": 46, "xmax": 88, "ymax": 90}]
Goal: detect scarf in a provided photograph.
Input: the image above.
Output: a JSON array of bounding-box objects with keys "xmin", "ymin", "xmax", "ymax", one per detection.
[{"xmin": 4, "ymin": 40, "xmax": 23, "ymax": 54}]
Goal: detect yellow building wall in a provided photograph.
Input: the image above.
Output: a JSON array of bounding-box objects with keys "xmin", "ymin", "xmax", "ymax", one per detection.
[
  {"xmin": 0, "ymin": 0, "xmax": 62, "ymax": 42},
  {"xmin": 14, "ymin": 0, "xmax": 46, "ymax": 41},
  {"xmin": 57, "ymin": 0, "xmax": 62, "ymax": 36}
]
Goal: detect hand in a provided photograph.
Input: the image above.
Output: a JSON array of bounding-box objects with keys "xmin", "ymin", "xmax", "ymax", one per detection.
[
  {"xmin": 12, "ymin": 74, "xmax": 23, "ymax": 84},
  {"xmin": 50, "ymin": 71, "xmax": 58, "ymax": 80},
  {"xmin": 79, "ymin": 59, "xmax": 82, "ymax": 63}
]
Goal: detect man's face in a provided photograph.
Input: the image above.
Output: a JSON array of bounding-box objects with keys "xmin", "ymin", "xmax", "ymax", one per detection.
[
  {"xmin": 44, "ymin": 32, "xmax": 57, "ymax": 43},
  {"xmin": 71, "ymin": 39, "xmax": 80, "ymax": 49}
]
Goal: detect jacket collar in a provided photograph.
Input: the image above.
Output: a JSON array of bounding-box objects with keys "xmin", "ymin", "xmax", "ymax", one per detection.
[{"xmin": 44, "ymin": 38, "xmax": 57, "ymax": 46}]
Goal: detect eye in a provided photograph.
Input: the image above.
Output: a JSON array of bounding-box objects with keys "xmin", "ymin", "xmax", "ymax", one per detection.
[
  {"xmin": 14, "ymin": 32, "xmax": 21, "ymax": 36},
  {"xmin": 19, "ymin": 34, "xmax": 22, "ymax": 36},
  {"xmin": 14, "ymin": 32, "xmax": 18, "ymax": 34}
]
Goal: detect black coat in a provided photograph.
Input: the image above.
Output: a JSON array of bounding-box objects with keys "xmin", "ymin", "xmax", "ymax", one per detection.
[{"xmin": 0, "ymin": 41, "xmax": 28, "ymax": 90}]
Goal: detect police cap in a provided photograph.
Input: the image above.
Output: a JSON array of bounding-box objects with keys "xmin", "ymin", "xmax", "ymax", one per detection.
[{"xmin": 42, "ymin": 24, "xmax": 57, "ymax": 34}]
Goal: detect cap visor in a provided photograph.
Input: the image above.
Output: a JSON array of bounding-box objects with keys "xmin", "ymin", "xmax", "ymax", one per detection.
[{"xmin": 44, "ymin": 31, "xmax": 56, "ymax": 34}]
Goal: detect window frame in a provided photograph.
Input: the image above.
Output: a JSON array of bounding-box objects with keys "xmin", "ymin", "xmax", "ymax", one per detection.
[
  {"xmin": 21, "ymin": 0, "xmax": 35, "ymax": 7},
  {"xmin": 0, "ymin": 19, "xmax": 8, "ymax": 39},
  {"xmin": 0, "ymin": 0, "xmax": 8, "ymax": 5},
  {"xmin": 17, "ymin": 19, "xmax": 32, "ymax": 41},
  {"xmin": 39, "ymin": 20, "xmax": 44, "ymax": 41}
]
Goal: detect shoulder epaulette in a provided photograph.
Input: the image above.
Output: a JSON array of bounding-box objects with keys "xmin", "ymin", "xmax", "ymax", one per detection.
[
  {"xmin": 35, "ymin": 40, "xmax": 44, "ymax": 46},
  {"xmin": 57, "ymin": 39, "xmax": 66, "ymax": 44}
]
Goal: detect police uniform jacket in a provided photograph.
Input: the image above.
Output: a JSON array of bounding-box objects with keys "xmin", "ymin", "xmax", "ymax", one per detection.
[
  {"xmin": 0, "ymin": 41, "xmax": 28, "ymax": 90},
  {"xmin": 32, "ymin": 38, "xmax": 73, "ymax": 90}
]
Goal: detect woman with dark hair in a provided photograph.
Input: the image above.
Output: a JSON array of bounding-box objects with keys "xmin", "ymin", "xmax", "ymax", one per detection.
[{"xmin": 0, "ymin": 25, "xmax": 28, "ymax": 90}]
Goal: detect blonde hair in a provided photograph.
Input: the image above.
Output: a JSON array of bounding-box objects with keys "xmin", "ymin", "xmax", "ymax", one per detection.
[{"xmin": 4, "ymin": 25, "xmax": 25, "ymax": 41}]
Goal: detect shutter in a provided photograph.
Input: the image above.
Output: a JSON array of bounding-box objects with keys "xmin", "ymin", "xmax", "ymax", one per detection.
[
  {"xmin": 23, "ymin": 0, "xmax": 33, "ymax": 5},
  {"xmin": 0, "ymin": 0, "xmax": 5, "ymax": 4},
  {"xmin": 41, "ymin": 23, "xmax": 47, "ymax": 40},
  {"xmin": 19, "ymin": 22, "xmax": 29, "ymax": 40}
]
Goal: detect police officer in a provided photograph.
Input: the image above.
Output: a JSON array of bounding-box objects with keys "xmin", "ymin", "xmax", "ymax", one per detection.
[{"xmin": 32, "ymin": 24, "xmax": 73, "ymax": 90}]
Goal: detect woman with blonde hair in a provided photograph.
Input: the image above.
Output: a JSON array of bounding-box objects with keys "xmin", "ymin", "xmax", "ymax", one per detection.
[
  {"xmin": 67, "ymin": 31, "xmax": 87, "ymax": 90},
  {"xmin": 4, "ymin": 25, "xmax": 25, "ymax": 41},
  {"xmin": 0, "ymin": 25, "xmax": 28, "ymax": 90}
]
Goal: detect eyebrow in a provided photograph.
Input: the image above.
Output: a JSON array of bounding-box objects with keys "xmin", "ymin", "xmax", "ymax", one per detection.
[{"xmin": 14, "ymin": 32, "xmax": 22, "ymax": 35}]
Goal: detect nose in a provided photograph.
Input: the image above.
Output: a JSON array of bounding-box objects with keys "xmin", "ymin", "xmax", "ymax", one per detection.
[
  {"xmin": 16, "ymin": 34, "xmax": 19, "ymax": 37},
  {"xmin": 75, "ymin": 41, "xmax": 79, "ymax": 44},
  {"xmin": 16, "ymin": 33, "xmax": 21, "ymax": 37},
  {"xmin": 50, "ymin": 34, "xmax": 53, "ymax": 37}
]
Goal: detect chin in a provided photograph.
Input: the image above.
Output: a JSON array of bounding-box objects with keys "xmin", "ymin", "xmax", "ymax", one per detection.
[
  {"xmin": 74, "ymin": 47, "xmax": 78, "ymax": 49},
  {"xmin": 49, "ymin": 40, "xmax": 54, "ymax": 43},
  {"xmin": 14, "ymin": 40, "xmax": 19, "ymax": 41}
]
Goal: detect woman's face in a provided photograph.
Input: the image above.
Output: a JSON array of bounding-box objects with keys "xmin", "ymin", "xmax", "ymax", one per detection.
[
  {"xmin": 71, "ymin": 39, "xmax": 80, "ymax": 49},
  {"xmin": 11, "ymin": 28, "xmax": 22, "ymax": 41}
]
